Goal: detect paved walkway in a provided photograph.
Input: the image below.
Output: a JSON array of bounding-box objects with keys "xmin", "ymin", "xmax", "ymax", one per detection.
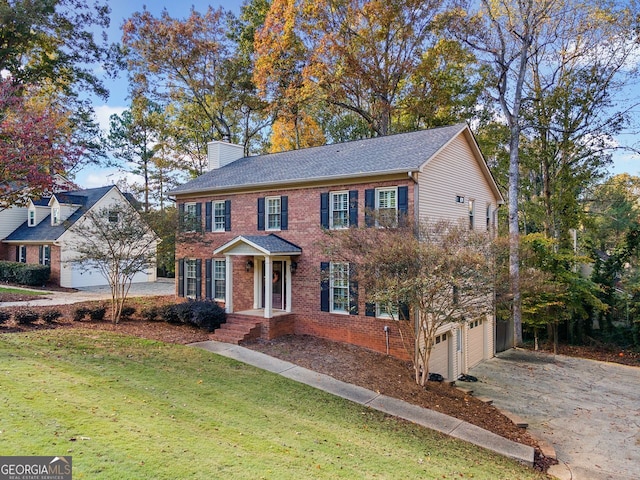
[
  {"xmin": 469, "ymin": 349, "xmax": 640, "ymax": 480},
  {"xmin": 190, "ymin": 340, "xmax": 534, "ymax": 467},
  {"xmin": 0, "ymin": 279, "xmax": 175, "ymax": 308}
]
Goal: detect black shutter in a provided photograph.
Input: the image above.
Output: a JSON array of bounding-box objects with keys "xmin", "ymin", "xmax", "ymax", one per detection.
[
  {"xmin": 195, "ymin": 203, "xmax": 202, "ymax": 233},
  {"xmin": 365, "ymin": 302, "xmax": 376, "ymax": 317},
  {"xmin": 38, "ymin": 245, "xmax": 43, "ymax": 264},
  {"xmin": 257, "ymin": 198, "xmax": 265, "ymax": 231},
  {"xmin": 365, "ymin": 189, "xmax": 375, "ymax": 227},
  {"xmin": 398, "ymin": 186, "xmax": 409, "ymax": 215},
  {"xmin": 281, "ymin": 195, "xmax": 288, "ymax": 230},
  {"xmin": 178, "ymin": 259, "xmax": 185, "ymax": 297},
  {"xmin": 15, "ymin": 246, "xmax": 19, "ymax": 262},
  {"xmin": 349, "ymin": 190, "xmax": 358, "ymax": 227},
  {"xmin": 195, "ymin": 259, "xmax": 202, "ymax": 299},
  {"xmin": 205, "ymin": 202, "xmax": 212, "ymax": 231},
  {"xmin": 320, "ymin": 262, "xmax": 330, "ymax": 312},
  {"xmin": 320, "ymin": 192, "xmax": 329, "ymax": 229},
  {"xmin": 205, "ymin": 259, "xmax": 212, "ymax": 299},
  {"xmin": 178, "ymin": 203, "xmax": 185, "ymax": 232},
  {"xmin": 224, "ymin": 200, "xmax": 231, "ymax": 231},
  {"xmin": 349, "ymin": 263, "xmax": 358, "ymax": 315}
]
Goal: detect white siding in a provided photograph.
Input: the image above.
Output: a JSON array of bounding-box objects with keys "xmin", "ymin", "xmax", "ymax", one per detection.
[
  {"xmin": 429, "ymin": 332, "xmax": 450, "ymax": 378},
  {"xmin": 0, "ymin": 206, "xmax": 27, "ymax": 239},
  {"xmin": 418, "ymin": 134, "xmax": 498, "ymax": 227},
  {"xmin": 207, "ymin": 141, "xmax": 244, "ymax": 170}
]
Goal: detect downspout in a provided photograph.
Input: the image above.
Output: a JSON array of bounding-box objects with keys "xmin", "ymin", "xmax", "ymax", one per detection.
[{"xmin": 384, "ymin": 325, "xmax": 390, "ymax": 355}]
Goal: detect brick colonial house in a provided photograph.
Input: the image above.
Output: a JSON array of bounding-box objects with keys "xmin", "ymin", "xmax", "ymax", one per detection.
[
  {"xmin": 0, "ymin": 185, "xmax": 157, "ymax": 288},
  {"xmin": 170, "ymin": 123, "xmax": 503, "ymax": 379}
]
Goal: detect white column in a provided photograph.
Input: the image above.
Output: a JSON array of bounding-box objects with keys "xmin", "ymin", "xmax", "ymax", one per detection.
[
  {"xmin": 252, "ymin": 257, "xmax": 260, "ymax": 309},
  {"xmin": 264, "ymin": 257, "xmax": 272, "ymax": 318},
  {"xmin": 285, "ymin": 259, "xmax": 292, "ymax": 313},
  {"xmin": 225, "ymin": 254, "xmax": 233, "ymax": 313}
]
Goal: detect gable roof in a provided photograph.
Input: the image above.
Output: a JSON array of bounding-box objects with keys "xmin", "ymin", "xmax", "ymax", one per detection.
[
  {"xmin": 4, "ymin": 186, "xmax": 116, "ymax": 243},
  {"xmin": 170, "ymin": 124, "xmax": 488, "ymax": 196},
  {"xmin": 214, "ymin": 234, "xmax": 302, "ymax": 256}
]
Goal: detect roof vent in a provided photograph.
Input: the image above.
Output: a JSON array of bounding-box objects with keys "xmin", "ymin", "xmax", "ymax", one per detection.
[{"xmin": 207, "ymin": 141, "xmax": 244, "ymax": 171}]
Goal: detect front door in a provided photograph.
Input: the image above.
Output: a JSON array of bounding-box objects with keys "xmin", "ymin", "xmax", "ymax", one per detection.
[{"xmin": 262, "ymin": 260, "xmax": 286, "ymax": 310}]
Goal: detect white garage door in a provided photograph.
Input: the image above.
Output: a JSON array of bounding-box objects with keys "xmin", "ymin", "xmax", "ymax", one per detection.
[
  {"xmin": 467, "ymin": 318, "xmax": 485, "ymax": 368},
  {"xmin": 429, "ymin": 331, "xmax": 450, "ymax": 378}
]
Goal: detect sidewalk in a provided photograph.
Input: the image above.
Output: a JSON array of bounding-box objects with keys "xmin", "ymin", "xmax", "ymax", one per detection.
[{"xmin": 190, "ymin": 340, "xmax": 534, "ymax": 467}]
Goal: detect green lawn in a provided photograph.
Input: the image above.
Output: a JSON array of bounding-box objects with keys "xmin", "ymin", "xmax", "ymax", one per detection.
[
  {"xmin": 0, "ymin": 330, "xmax": 547, "ymax": 479},
  {"xmin": 0, "ymin": 286, "xmax": 46, "ymax": 295}
]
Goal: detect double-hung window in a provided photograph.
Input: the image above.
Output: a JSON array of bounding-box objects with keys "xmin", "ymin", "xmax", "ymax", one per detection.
[
  {"xmin": 330, "ymin": 192, "xmax": 349, "ymax": 229},
  {"xmin": 213, "ymin": 259, "xmax": 226, "ymax": 301},
  {"xmin": 468, "ymin": 199, "xmax": 475, "ymax": 230},
  {"xmin": 376, "ymin": 188, "xmax": 397, "ymax": 225},
  {"xmin": 185, "ymin": 203, "xmax": 198, "ymax": 232},
  {"xmin": 330, "ymin": 262, "xmax": 349, "ymax": 314},
  {"xmin": 213, "ymin": 201, "xmax": 226, "ymax": 232},
  {"xmin": 39, "ymin": 245, "xmax": 50, "ymax": 266},
  {"xmin": 376, "ymin": 302, "xmax": 399, "ymax": 319},
  {"xmin": 28, "ymin": 209, "xmax": 36, "ymax": 226},
  {"xmin": 52, "ymin": 207, "xmax": 60, "ymax": 226},
  {"xmin": 17, "ymin": 245, "xmax": 26, "ymax": 263},
  {"xmin": 266, "ymin": 197, "xmax": 281, "ymax": 230},
  {"xmin": 185, "ymin": 259, "xmax": 197, "ymax": 298}
]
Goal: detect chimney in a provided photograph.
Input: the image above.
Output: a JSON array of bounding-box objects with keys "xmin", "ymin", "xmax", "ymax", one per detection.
[{"xmin": 207, "ymin": 140, "xmax": 244, "ymax": 170}]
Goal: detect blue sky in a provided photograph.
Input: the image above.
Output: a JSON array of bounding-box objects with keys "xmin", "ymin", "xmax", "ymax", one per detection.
[{"xmin": 78, "ymin": 0, "xmax": 639, "ymax": 189}]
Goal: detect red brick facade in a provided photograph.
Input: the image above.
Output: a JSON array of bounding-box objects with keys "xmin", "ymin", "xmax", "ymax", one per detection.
[{"xmin": 176, "ymin": 176, "xmax": 414, "ymax": 359}]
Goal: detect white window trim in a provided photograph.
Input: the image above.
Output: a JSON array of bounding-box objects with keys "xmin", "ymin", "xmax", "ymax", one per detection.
[
  {"xmin": 18, "ymin": 245, "xmax": 27, "ymax": 263},
  {"xmin": 468, "ymin": 199, "xmax": 475, "ymax": 230},
  {"xmin": 329, "ymin": 191, "xmax": 349, "ymax": 230},
  {"xmin": 213, "ymin": 259, "xmax": 226, "ymax": 301},
  {"xmin": 376, "ymin": 302, "xmax": 399, "ymax": 320},
  {"xmin": 185, "ymin": 259, "xmax": 197, "ymax": 298},
  {"xmin": 212, "ymin": 201, "xmax": 226, "ymax": 232},
  {"xmin": 266, "ymin": 196, "xmax": 281, "ymax": 231},
  {"xmin": 40, "ymin": 245, "xmax": 50, "ymax": 266},
  {"xmin": 28, "ymin": 209, "xmax": 36, "ymax": 226},
  {"xmin": 52, "ymin": 207, "xmax": 60, "ymax": 226},
  {"xmin": 184, "ymin": 203, "xmax": 197, "ymax": 233},
  {"xmin": 330, "ymin": 262, "xmax": 350, "ymax": 314},
  {"xmin": 375, "ymin": 187, "xmax": 398, "ymax": 226}
]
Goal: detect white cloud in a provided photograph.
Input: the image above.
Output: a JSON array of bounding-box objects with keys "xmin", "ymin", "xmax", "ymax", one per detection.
[
  {"xmin": 93, "ymin": 104, "xmax": 126, "ymax": 133},
  {"xmin": 77, "ymin": 166, "xmax": 143, "ymax": 190}
]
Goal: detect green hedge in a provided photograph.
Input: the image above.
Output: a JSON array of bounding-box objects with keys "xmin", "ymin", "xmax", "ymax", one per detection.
[{"xmin": 0, "ymin": 261, "xmax": 50, "ymax": 286}]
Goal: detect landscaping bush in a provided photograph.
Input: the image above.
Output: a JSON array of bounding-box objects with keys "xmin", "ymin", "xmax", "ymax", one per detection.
[
  {"xmin": 0, "ymin": 310, "xmax": 10, "ymax": 325},
  {"xmin": 42, "ymin": 310, "xmax": 62, "ymax": 324},
  {"xmin": 14, "ymin": 309, "xmax": 39, "ymax": 325},
  {"xmin": 73, "ymin": 307, "xmax": 90, "ymax": 322},
  {"xmin": 120, "ymin": 306, "xmax": 136, "ymax": 319},
  {"xmin": 89, "ymin": 306, "xmax": 106, "ymax": 321},
  {"xmin": 141, "ymin": 306, "xmax": 162, "ymax": 322},
  {"xmin": 174, "ymin": 302, "xmax": 193, "ymax": 324},
  {"xmin": 0, "ymin": 261, "xmax": 49, "ymax": 286},
  {"xmin": 190, "ymin": 300, "xmax": 226, "ymax": 331},
  {"xmin": 160, "ymin": 304, "xmax": 180, "ymax": 324}
]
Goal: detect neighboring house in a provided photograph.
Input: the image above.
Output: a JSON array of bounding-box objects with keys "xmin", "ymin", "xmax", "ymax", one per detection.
[
  {"xmin": 0, "ymin": 185, "xmax": 157, "ymax": 288},
  {"xmin": 170, "ymin": 123, "xmax": 504, "ymax": 379}
]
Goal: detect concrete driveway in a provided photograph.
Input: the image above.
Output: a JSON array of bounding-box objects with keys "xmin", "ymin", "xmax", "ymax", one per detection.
[
  {"xmin": 469, "ymin": 349, "xmax": 640, "ymax": 480},
  {"xmin": 0, "ymin": 278, "xmax": 175, "ymax": 308}
]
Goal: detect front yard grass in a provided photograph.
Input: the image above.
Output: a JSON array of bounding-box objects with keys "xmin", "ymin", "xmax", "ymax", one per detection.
[
  {"xmin": 0, "ymin": 286, "xmax": 46, "ymax": 295},
  {"xmin": 0, "ymin": 330, "xmax": 547, "ymax": 479}
]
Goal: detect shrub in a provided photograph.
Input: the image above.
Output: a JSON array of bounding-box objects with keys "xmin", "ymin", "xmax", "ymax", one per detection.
[
  {"xmin": 160, "ymin": 304, "xmax": 180, "ymax": 324},
  {"xmin": 89, "ymin": 307, "xmax": 106, "ymax": 321},
  {"xmin": 174, "ymin": 302, "xmax": 193, "ymax": 324},
  {"xmin": 120, "ymin": 306, "xmax": 136, "ymax": 319},
  {"xmin": 190, "ymin": 300, "xmax": 226, "ymax": 332},
  {"xmin": 0, "ymin": 310, "xmax": 10, "ymax": 325},
  {"xmin": 14, "ymin": 309, "xmax": 39, "ymax": 325},
  {"xmin": 141, "ymin": 306, "xmax": 161, "ymax": 322},
  {"xmin": 73, "ymin": 307, "xmax": 89, "ymax": 322},
  {"xmin": 0, "ymin": 261, "xmax": 50, "ymax": 286},
  {"xmin": 42, "ymin": 310, "xmax": 62, "ymax": 324}
]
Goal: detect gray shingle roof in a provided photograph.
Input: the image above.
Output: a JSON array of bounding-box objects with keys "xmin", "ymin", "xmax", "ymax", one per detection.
[
  {"xmin": 170, "ymin": 124, "xmax": 468, "ymax": 195},
  {"xmin": 242, "ymin": 235, "xmax": 302, "ymax": 255},
  {"xmin": 5, "ymin": 186, "xmax": 114, "ymax": 242}
]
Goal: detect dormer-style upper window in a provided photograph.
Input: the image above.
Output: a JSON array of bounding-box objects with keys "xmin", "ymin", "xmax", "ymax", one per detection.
[
  {"xmin": 28, "ymin": 209, "xmax": 36, "ymax": 227},
  {"xmin": 52, "ymin": 207, "xmax": 60, "ymax": 225}
]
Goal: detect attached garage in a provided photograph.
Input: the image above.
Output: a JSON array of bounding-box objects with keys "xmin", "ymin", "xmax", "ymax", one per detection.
[
  {"xmin": 467, "ymin": 318, "xmax": 485, "ymax": 369},
  {"xmin": 429, "ymin": 331, "xmax": 451, "ymax": 378}
]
